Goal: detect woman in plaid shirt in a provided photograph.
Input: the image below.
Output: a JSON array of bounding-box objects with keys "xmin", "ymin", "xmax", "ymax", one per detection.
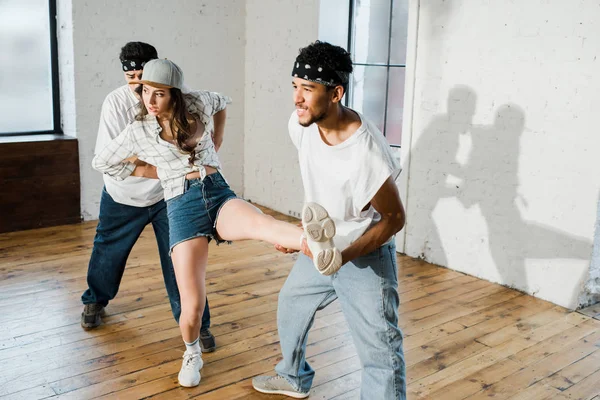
[{"xmin": 93, "ymin": 59, "xmax": 342, "ymax": 388}]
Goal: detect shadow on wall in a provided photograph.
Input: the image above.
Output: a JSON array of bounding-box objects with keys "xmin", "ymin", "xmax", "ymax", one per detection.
[{"xmin": 410, "ymin": 85, "xmax": 592, "ymax": 295}]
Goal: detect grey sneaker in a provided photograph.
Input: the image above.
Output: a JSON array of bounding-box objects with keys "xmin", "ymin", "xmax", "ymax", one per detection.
[
  {"xmin": 252, "ymin": 375, "xmax": 309, "ymax": 398},
  {"xmin": 200, "ymin": 328, "xmax": 216, "ymax": 352},
  {"xmin": 81, "ymin": 303, "xmax": 105, "ymax": 329}
]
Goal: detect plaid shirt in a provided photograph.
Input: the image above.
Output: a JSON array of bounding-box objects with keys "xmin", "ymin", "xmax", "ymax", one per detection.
[{"xmin": 92, "ymin": 90, "xmax": 231, "ymax": 200}]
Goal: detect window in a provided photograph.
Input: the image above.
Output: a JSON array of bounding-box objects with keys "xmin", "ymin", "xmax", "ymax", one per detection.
[
  {"xmin": 0, "ymin": 0, "xmax": 60, "ymax": 136},
  {"xmin": 319, "ymin": 0, "xmax": 408, "ymax": 146}
]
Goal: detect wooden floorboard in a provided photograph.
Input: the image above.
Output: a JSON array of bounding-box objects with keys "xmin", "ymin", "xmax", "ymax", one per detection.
[
  {"xmin": 580, "ymin": 303, "xmax": 600, "ymax": 321},
  {"xmin": 1, "ymin": 206, "xmax": 599, "ymax": 399}
]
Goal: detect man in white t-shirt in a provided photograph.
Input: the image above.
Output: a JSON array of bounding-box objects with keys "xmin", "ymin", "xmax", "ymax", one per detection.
[
  {"xmin": 80, "ymin": 42, "xmax": 215, "ymax": 352},
  {"xmin": 252, "ymin": 41, "xmax": 406, "ymax": 399}
]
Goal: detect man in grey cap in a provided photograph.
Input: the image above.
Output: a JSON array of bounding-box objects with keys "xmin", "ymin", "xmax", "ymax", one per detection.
[{"xmin": 81, "ymin": 41, "xmax": 215, "ymax": 352}]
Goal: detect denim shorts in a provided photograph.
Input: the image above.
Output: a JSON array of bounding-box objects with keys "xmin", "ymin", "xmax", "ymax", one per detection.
[{"xmin": 166, "ymin": 171, "xmax": 238, "ymax": 253}]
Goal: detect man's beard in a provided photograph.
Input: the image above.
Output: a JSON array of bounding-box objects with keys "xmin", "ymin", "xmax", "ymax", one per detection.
[{"xmin": 299, "ymin": 109, "xmax": 327, "ymax": 127}]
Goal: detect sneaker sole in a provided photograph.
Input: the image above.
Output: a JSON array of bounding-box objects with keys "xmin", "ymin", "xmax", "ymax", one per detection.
[
  {"xmin": 253, "ymin": 386, "xmax": 310, "ymax": 399},
  {"xmin": 302, "ymin": 202, "xmax": 343, "ymax": 276},
  {"xmin": 178, "ymin": 376, "xmax": 201, "ymax": 387},
  {"xmin": 80, "ymin": 322, "xmax": 100, "ymax": 330}
]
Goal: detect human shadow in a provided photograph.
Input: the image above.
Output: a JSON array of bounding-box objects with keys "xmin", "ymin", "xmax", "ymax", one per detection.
[
  {"xmin": 404, "ymin": 85, "xmax": 476, "ymax": 266},
  {"xmin": 407, "ymin": 85, "xmax": 593, "ymax": 298},
  {"xmin": 456, "ymin": 103, "xmax": 592, "ymax": 294}
]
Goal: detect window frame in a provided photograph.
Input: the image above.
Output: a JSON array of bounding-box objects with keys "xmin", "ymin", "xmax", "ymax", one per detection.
[
  {"xmin": 345, "ymin": 0, "xmax": 405, "ymax": 148},
  {"xmin": 1, "ymin": 0, "xmax": 62, "ymax": 137}
]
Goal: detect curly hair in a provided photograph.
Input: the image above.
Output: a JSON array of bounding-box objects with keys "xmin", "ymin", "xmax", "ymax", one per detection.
[
  {"xmin": 119, "ymin": 42, "xmax": 158, "ymax": 62},
  {"xmin": 296, "ymin": 41, "xmax": 353, "ymax": 90}
]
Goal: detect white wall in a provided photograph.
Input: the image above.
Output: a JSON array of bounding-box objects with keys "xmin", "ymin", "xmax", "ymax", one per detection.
[
  {"xmin": 401, "ymin": 0, "xmax": 598, "ymax": 309},
  {"xmin": 59, "ymin": 0, "xmax": 245, "ymax": 219},
  {"xmin": 243, "ymin": 0, "xmax": 319, "ymax": 218}
]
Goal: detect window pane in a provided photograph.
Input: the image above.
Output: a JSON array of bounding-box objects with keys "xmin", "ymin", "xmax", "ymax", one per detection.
[
  {"xmin": 0, "ymin": 0, "xmax": 53, "ymax": 134},
  {"xmin": 385, "ymin": 67, "xmax": 405, "ymax": 145},
  {"xmin": 390, "ymin": 0, "xmax": 409, "ymax": 65},
  {"xmin": 319, "ymin": 0, "xmax": 350, "ymax": 49},
  {"xmin": 349, "ymin": 65, "xmax": 387, "ymax": 134},
  {"xmin": 350, "ymin": 0, "xmax": 391, "ymax": 64}
]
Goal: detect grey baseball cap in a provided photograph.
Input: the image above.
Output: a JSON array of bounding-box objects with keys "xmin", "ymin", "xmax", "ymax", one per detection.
[{"xmin": 129, "ymin": 59, "xmax": 184, "ymax": 89}]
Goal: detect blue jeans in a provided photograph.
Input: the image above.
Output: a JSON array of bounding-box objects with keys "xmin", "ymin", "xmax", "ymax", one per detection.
[
  {"xmin": 166, "ymin": 171, "xmax": 237, "ymax": 252},
  {"xmin": 81, "ymin": 187, "xmax": 210, "ymax": 330},
  {"xmin": 275, "ymin": 242, "xmax": 406, "ymax": 399}
]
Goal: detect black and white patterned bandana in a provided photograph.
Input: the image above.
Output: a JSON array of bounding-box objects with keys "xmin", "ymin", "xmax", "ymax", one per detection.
[
  {"xmin": 122, "ymin": 59, "xmax": 147, "ymax": 71},
  {"xmin": 291, "ymin": 61, "xmax": 349, "ymax": 87}
]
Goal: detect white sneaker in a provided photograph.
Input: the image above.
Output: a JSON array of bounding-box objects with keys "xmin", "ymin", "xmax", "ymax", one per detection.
[
  {"xmin": 178, "ymin": 350, "xmax": 204, "ymax": 387},
  {"xmin": 302, "ymin": 202, "xmax": 343, "ymax": 275}
]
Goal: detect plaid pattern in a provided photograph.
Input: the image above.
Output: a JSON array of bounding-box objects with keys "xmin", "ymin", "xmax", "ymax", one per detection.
[{"xmin": 92, "ymin": 90, "xmax": 231, "ymax": 200}]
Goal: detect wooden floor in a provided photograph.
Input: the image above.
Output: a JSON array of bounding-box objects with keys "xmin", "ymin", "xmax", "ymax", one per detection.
[{"xmin": 1, "ymin": 206, "xmax": 600, "ymax": 400}]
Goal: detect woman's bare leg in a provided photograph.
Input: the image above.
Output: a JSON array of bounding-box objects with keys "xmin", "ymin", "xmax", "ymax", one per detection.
[
  {"xmin": 171, "ymin": 236, "xmax": 209, "ymax": 387},
  {"xmin": 215, "ymin": 199, "xmax": 303, "ymax": 250},
  {"xmin": 171, "ymin": 237, "xmax": 209, "ymax": 342}
]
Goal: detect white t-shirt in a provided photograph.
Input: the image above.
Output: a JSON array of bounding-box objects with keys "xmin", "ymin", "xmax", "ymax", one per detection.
[
  {"xmin": 94, "ymin": 85, "xmax": 164, "ymax": 207},
  {"xmin": 289, "ymin": 110, "xmax": 401, "ymax": 250}
]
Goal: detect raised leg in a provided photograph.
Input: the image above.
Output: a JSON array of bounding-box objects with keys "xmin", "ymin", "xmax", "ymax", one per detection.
[{"xmin": 215, "ymin": 199, "xmax": 304, "ymax": 250}]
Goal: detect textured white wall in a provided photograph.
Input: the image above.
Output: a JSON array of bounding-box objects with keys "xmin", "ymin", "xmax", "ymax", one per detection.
[
  {"xmin": 243, "ymin": 0, "xmax": 319, "ymax": 218},
  {"xmin": 401, "ymin": 0, "xmax": 598, "ymax": 309},
  {"xmin": 59, "ymin": 0, "xmax": 245, "ymax": 219}
]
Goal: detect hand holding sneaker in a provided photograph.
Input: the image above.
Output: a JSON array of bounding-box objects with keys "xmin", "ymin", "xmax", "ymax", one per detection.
[{"xmin": 300, "ymin": 237, "xmax": 312, "ymax": 258}]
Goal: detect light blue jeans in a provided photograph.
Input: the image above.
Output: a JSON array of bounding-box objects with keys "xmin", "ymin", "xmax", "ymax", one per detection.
[{"xmin": 275, "ymin": 242, "xmax": 406, "ymax": 399}]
